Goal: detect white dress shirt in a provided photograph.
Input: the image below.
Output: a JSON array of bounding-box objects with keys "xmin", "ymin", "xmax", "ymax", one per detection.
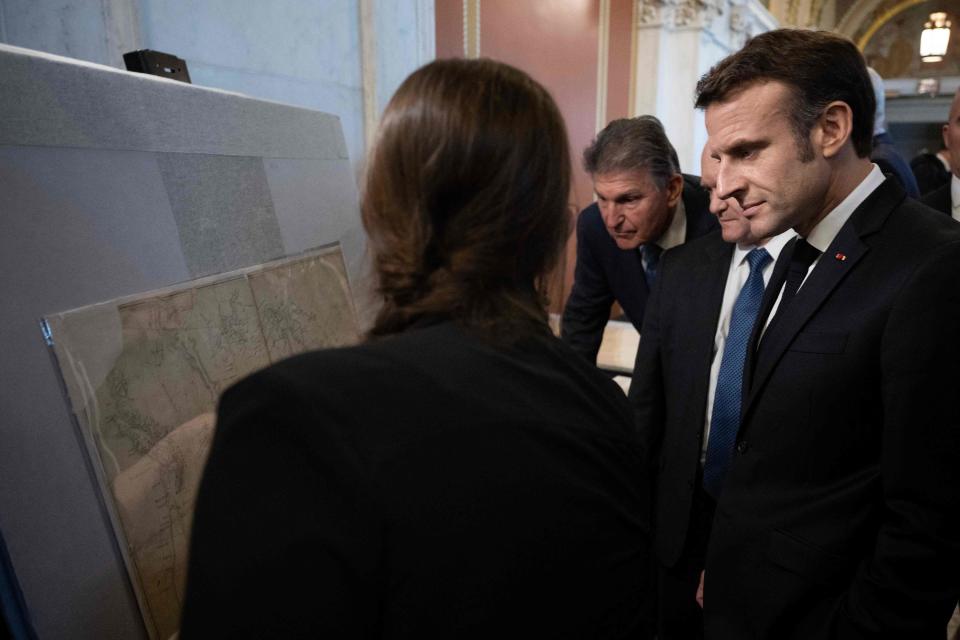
[
  {"xmin": 641, "ymin": 198, "xmax": 687, "ymax": 272},
  {"xmin": 701, "ymin": 229, "xmax": 796, "ymax": 460},
  {"xmin": 658, "ymin": 197, "xmax": 688, "ymax": 252},
  {"xmin": 951, "ymin": 174, "xmax": 960, "ymax": 222}
]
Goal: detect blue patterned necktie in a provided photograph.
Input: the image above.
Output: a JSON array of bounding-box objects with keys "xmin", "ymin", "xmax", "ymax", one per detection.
[
  {"xmin": 642, "ymin": 244, "xmax": 662, "ymax": 287},
  {"xmin": 703, "ymin": 247, "xmax": 772, "ymax": 498}
]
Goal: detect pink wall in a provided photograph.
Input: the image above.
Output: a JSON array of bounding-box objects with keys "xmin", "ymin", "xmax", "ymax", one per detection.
[
  {"xmin": 606, "ymin": 0, "xmax": 634, "ymax": 125},
  {"xmin": 435, "ymin": 0, "xmax": 636, "ymax": 312},
  {"xmin": 434, "ymin": 1, "xmax": 464, "ymax": 60},
  {"xmin": 479, "ymin": 0, "xmax": 600, "ymax": 209}
]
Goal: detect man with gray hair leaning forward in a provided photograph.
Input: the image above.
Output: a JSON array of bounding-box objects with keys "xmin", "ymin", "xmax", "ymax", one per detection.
[
  {"xmin": 694, "ymin": 28, "xmax": 960, "ymax": 638},
  {"xmin": 561, "ymin": 116, "xmax": 717, "ymax": 366}
]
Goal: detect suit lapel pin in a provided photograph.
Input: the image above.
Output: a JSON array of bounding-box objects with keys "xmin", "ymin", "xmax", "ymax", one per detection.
[{"xmin": 835, "ymin": 252, "xmax": 847, "ymax": 262}]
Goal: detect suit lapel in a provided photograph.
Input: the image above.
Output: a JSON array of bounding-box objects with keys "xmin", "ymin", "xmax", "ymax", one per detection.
[
  {"xmin": 685, "ymin": 238, "xmax": 735, "ymax": 408},
  {"xmin": 741, "ymin": 178, "xmax": 904, "ymax": 424},
  {"xmin": 742, "ymin": 237, "xmax": 794, "ymax": 397},
  {"xmin": 743, "ymin": 226, "xmax": 867, "ymax": 415},
  {"xmin": 616, "ymin": 247, "xmax": 648, "ymax": 325}
]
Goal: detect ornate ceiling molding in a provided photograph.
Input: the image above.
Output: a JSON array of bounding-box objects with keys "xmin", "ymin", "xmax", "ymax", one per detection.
[
  {"xmin": 637, "ymin": 0, "xmax": 725, "ymax": 30},
  {"xmin": 768, "ymin": 0, "xmax": 831, "ymax": 29},
  {"xmin": 833, "ymin": 0, "xmax": 924, "ymax": 47}
]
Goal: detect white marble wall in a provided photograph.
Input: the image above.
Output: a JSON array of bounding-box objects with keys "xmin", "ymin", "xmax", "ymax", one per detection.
[
  {"xmin": 0, "ymin": 0, "xmax": 434, "ymax": 172},
  {"xmin": 373, "ymin": 0, "xmax": 434, "ymax": 118},
  {"xmin": 632, "ymin": 0, "xmax": 777, "ymax": 175}
]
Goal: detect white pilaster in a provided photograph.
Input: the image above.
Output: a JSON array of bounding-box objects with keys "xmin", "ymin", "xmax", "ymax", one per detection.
[{"xmin": 631, "ymin": 0, "xmax": 777, "ymax": 174}]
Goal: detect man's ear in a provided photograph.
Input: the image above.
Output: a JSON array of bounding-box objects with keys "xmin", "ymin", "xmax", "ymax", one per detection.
[
  {"xmin": 815, "ymin": 101, "xmax": 855, "ymax": 159},
  {"xmin": 943, "ymin": 123, "xmax": 951, "ymax": 152},
  {"xmin": 666, "ymin": 173, "xmax": 684, "ymax": 208}
]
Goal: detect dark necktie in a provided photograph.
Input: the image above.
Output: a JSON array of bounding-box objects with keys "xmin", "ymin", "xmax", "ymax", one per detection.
[
  {"xmin": 642, "ymin": 244, "xmax": 662, "ymax": 287},
  {"xmin": 703, "ymin": 247, "xmax": 772, "ymax": 498},
  {"xmin": 763, "ymin": 238, "xmax": 821, "ymax": 336}
]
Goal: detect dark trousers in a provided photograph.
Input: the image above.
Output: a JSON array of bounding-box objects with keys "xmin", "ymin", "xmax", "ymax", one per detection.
[{"xmin": 657, "ymin": 475, "xmax": 716, "ymax": 640}]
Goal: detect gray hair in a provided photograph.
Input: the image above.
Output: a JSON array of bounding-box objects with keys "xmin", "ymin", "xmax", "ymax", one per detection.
[{"xmin": 582, "ymin": 116, "xmax": 681, "ymax": 189}]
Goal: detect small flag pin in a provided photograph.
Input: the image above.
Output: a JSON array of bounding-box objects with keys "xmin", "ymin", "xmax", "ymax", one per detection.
[{"xmin": 835, "ymin": 252, "xmax": 847, "ymax": 261}]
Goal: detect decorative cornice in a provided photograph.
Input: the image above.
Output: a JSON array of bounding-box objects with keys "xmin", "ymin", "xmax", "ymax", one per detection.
[
  {"xmin": 729, "ymin": 3, "xmax": 749, "ymax": 48},
  {"xmin": 637, "ymin": 0, "xmax": 725, "ymax": 30},
  {"xmin": 637, "ymin": 0, "xmax": 665, "ymax": 26}
]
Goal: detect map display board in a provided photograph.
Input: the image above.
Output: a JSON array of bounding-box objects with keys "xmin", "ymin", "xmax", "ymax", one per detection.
[{"xmin": 43, "ymin": 245, "xmax": 360, "ymax": 639}]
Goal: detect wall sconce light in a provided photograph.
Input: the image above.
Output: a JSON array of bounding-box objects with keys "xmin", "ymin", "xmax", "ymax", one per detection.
[{"xmin": 920, "ymin": 12, "xmax": 951, "ymax": 62}]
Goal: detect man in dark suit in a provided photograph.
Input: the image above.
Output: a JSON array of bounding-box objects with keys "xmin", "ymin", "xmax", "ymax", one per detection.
[
  {"xmin": 630, "ymin": 146, "xmax": 794, "ymax": 638},
  {"xmin": 922, "ymin": 87, "xmax": 960, "ymax": 218},
  {"xmin": 911, "ymin": 149, "xmax": 951, "ymax": 196},
  {"xmin": 694, "ymin": 29, "xmax": 960, "ymax": 638},
  {"xmin": 561, "ymin": 116, "xmax": 717, "ymax": 365},
  {"xmin": 867, "ymin": 68, "xmax": 920, "ymax": 199}
]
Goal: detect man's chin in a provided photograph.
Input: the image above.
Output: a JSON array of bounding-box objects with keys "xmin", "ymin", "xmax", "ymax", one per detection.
[
  {"xmin": 721, "ymin": 229, "xmax": 753, "ymax": 245},
  {"xmin": 610, "ymin": 235, "xmax": 643, "ymax": 251},
  {"xmin": 719, "ymin": 219, "xmax": 752, "ymax": 244},
  {"xmin": 747, "ymin": 218, "xmax": 783, "ymax": 241}
]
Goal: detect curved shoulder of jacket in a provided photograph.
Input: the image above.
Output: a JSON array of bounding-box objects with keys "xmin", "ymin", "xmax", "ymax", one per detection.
[
  {"xmin": 576, "ymin": 201, "xmax": 604, "ymax": 234},
  {"xmin": 681, "ymin": 174, "xmax": 718, "ymax": 236}
]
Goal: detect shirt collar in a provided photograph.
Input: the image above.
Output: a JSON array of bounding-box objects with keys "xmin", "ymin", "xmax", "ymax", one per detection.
[
  {"xmin": 655, "ymin": 195, "xmax": 687, "ymax": 251},
  {"xmin": 804, "ymin": 164, "xmax": 885, "ymax": 253},
  {"xmin": 951, "ymin": 174, "xmax": 960, "ymax": 214},
  {"xmin": 732, "ymin": 228, "xmax": 797, "ymax": 267}
]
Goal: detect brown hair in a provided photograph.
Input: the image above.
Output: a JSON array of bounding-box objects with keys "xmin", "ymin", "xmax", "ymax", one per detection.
[
  {"xmin": 695, "ymin": 29, "xmax": 875, "ymax": 160},
  {"xmin": 361, "ymin": 58, "xmax": 571, "ymax": 339},
  {"xmin": 582, "ymin": 115, "xmax": 680, "ymax": 188}
]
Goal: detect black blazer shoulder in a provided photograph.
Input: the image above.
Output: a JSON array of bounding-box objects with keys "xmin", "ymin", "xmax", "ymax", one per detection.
[
  {"xmin": 183, "ymin": 322, "xmax": 652, "ymax": 638},
  {"xmin": 679, "ymin": 173, "xmax": 715, "ymax": 238},
  {"xmin": 920, "ymin": 180, "xmax": 952, "ymax": 216}
]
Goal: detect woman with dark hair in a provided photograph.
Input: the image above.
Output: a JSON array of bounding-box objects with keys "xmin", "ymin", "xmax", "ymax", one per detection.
[{"xmin": 181, "ymin": 58, "xmax": 649, "ymax": 639}]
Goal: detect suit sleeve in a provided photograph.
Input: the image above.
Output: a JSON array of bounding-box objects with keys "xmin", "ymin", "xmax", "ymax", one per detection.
[
  {"xmin": 832, "ymin": 241, "xmax": 960, "ymax": 637},
  {"xmin": 561, "ymin": 209, "xmax": 615, "ymax": 365},
  {"xmin": 180, "ymin": 368, "xmax": 382, "ymax": 639}
]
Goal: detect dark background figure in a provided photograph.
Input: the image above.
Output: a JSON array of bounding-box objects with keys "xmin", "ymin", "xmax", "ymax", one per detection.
[
  {"xmin": 867, "ymin": 67, "xmax": 920, "ymax": 198},
  {"xmin": 922, "ymin": 88, "xmax": 960, "ymax": 218},
  {"xmin": 561, "ymin": 116, "xmax": 716, "ymax": 366},
  {"xmin": 630, "ymin": 143, "xmax": 794, "ymax": 639},
  {"xmin": 697, "ymin": 29, "xmax": 960, "ymax": 638},
  {"xmin": 179, "ymin": 58, "xmax": 651, "ymax": 639},
  {"xmin": 911, "ymin": 149, "xmax": 952, "ymax": 196}
]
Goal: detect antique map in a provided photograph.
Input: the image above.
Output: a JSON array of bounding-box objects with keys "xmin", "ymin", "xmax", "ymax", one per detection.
[{"xmin": 44, "ymin": 246, "xmax": 360, "ymax": 639}]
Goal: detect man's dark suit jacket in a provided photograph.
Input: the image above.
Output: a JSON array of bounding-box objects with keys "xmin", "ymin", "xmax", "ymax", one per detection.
[
  {"xmin": 911, "ymin": 152, "xmax": 951, "ymax": 196},
  {"xmin": 921, "ymin": 179, "xmax": 953, "ymax": 215},
  {"xmin": 181, "ymin": 320, "xmax": 651, "ymax": 639},
  {"xmin": 704, "ymin": 179, "xmax": 960, "ymax": 639},
  {"xmin": 561, "ymin": 174, "xmax": 717, "ymax": 364},
  {"xmin": 629, "ymin": 230, "xmax": 732, "ymax": 566}
]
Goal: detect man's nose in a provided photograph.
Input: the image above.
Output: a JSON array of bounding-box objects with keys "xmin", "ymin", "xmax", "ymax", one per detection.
[
  {"xmin": 709, "ymin": 191, "xmax": 727, "ymax": 217},
  {"xmin": 601, "ymin": 203, "xmax": 623, "ymax": 227},
  {"xmin": 716, "ymin": 162, "xmax": 745, "ymax": 202}
]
